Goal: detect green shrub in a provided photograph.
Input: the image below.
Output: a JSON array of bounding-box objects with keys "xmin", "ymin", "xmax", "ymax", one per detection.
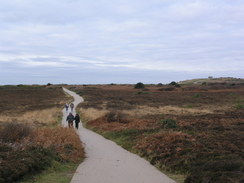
[
  {"xmin": 136, "ymin": 91, "xmax": 143, "ymax": 94},
  {"xmin": 105, "ymin": 111, "xmax": 129, "ymax": 123},
  {"xmin": 169, "ymin": 81, "xmax": 177, "ymax": 85},
  {"xmin": 159, "ymin": 119, "xmax": 177, "ymax": 128},
  {"xmin": 0, "ymin": 146, "xmax": 55, "ymax": 183},
  {"xmin": 185, "ymin": 104, "xmax": 193, "ymax": 108},
  {"xmin": 158, "ymin": 87, "xmax": 175, "ymax": 91},
  {"xmin": 134, "ymin": 82, "xmax": 145, "ymax": 89},
  {"xmin": 234, "ymin": 103, "xmax": 244, "ymax": 109},
  {"xmin": 193, "ymin": 93, "xmax": 201, "ymax": 98},
  {"xmin": 136, "ymin": 91, "xmax": 150, "ymax": 95},
  {"xmin": 185, "ymin": 159, "xmax": 243, "ymax": 183}
]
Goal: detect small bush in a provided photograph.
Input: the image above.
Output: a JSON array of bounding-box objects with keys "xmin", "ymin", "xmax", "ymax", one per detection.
[
  {"xmin": 0, "ymin": 146, "xmax": 54, "ymax": 183},
  {"xmin": 158, "ymin": 87, "xmax": 175, "ymax": 91},
  {"xmin": 0, "ymin": 123, "xmax": 33, "ymax": 142},
  {"xmin": 105, "ymin": 111, "xmax": 129, "ymax": 123},
  {"xmin": 202, "ymin": 82, "xmax": 207, "ymax": 85},
  {"xmin": 159, "ymin": 119, "xmax": 177, "ymax": 128},
  {"xmin": 134, "ymin": 82, "xmax": 145, "ymax": 89},
  {"xmin": 185, "ymin": 104, "xmax": 193, "ymax": 108},
  {"xmin": 193, "ymin": 93, "xmax": 201, "ymax": 98},
  {"xmin": 136, "ymin": 91, "xmax": 150, "ymax": 95},
  {"xmin": 234, "ymin": 103, "xmax": 244, "ymax": 109},
  {"xmin": 169, "ymin": 81, "xmax": 177, "ymax": 85}
]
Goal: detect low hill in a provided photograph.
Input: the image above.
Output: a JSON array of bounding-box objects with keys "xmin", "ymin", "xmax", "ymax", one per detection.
[{"xmin": 178, "ymin": 77, "xmax": 244, "ymax": 85}]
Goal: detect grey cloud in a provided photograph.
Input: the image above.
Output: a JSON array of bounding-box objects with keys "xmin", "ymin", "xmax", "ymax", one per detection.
[{"xmin": 0, "ymin": 0, "xmax": 243, "ymax": 84}]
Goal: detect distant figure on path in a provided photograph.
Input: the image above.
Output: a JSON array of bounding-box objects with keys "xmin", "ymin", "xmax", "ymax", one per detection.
[
  {"xmin": 65, "ymin": 103, "xmax": 69, "ymax": 112},
  {"xmin": 74, "ymin": 113, "xmax": 80, "ymax": 129},
  {"xmin": 66, "ymin": 112, "xmax": 74, "ymax": 128},
  {"xmin": 70, "ymin": 103, "xmax": 74, "ymax": 112}
]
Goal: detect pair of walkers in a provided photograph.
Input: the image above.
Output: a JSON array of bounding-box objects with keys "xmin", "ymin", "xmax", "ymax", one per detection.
[
  {"xmin": 66, "ymin": 112, "xmax": 80, "ymax": 129},
  {"xmin": 65, "ymin": 103, "xmax": 74, "ymax": 112}
]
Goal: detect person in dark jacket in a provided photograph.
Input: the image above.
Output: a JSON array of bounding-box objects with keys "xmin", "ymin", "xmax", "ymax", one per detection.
[
  {"xmin": 65, "ymin": 103, "xmax": 69, "ymax": 112},
  {"xmin": 70, "ymin": 103, "xmax": 74, "ymax": 112},
  {"xmin": 66, "ymin": 112, "xmax": 74, "ymax": 128},
  {"xmin": 74, "ymin": 113, "xmax": 80, "ymax": 129}
]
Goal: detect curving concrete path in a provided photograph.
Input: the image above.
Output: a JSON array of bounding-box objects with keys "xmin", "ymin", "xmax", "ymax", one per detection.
[{"xmin": 62, "ymin": 87, "xmax": 176, "ymax": 183}]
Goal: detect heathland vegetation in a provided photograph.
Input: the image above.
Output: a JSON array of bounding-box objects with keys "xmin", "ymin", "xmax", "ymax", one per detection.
[
  {"xmin": 0, "ymin": 85, "xmax": 84, "ymax": 183},
  {"xmin": 69, "ymin": 78, "xmax": 244, "ymax": 183}
]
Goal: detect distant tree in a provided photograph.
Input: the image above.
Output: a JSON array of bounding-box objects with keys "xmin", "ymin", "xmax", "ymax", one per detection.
[
  {"xmin": 46, "ymin": 83, "xmax": 52, "ymax": 86},
  {"xmin": 134, "ymin": 82, "xmax": 145, "ymax": 89},
  {"xmin": 169, "ymin": 81, "xmax": 181, "ymax": 87},
  {"xmin": 157, "ymin": 83, "xmax": 163, "ymax": 87},
  {"xmin": 169, "ymin": 81, "xmax": 177, "ymax": 85}
]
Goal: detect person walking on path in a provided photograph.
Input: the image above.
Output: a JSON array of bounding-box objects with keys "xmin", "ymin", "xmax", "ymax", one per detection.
[
  {"xmin": 65, "ymin": 103, "xmax": 69, "ymax": 112},
  {"xmin": 70, "ymin": 103, "xmax": 74, "ymax": 112},
  {"xmin": 66, "ymin": 112, "xmax": 74, "ymax": 128},
  {"xmin": 74, "ymin": 113, "xmax": 80, "ymax": 129}
]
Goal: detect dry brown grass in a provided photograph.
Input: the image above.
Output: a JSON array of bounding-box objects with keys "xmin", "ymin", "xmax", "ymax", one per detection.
[
  {"xmin": 122, "ymin": 105, "xmax": 228, "ymax": 117},
  {"xmin": 0, "ymin": 107, "xmax": 62, "ymax": 126},
  {"xmin": 0, "ymin": 123, "xmax": 85, "ymax": 162},
  {"xmin": 34, "ymin": 127, "xmax": 85, "ymax": 162},
  {"xmin": 79, "ymin": 107, "xmax": 109, "ymax": 121},
  {"xmin": 0, "ymin": 122, "xmax": 33, "ymax": 143},
  {"xmin": 80, "ymin": 105, "xmax": 226, "ymax": 122}
]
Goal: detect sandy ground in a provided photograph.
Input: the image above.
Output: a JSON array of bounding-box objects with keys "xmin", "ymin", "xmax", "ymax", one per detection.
[{"xmin": 62, "ymin": 88, "xmax": 176, "ymax": 183}]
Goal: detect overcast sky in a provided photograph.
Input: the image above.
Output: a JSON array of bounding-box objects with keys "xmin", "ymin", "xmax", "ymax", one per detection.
[{"xmin": 0, "ymin": 0, "xmax": 243, "ymax": 84}]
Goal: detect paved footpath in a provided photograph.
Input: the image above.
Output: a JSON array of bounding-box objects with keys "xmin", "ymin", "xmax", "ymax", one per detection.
[{"xmin": 62, "ymin": 88, "xmax": 176, "ymax": 183}]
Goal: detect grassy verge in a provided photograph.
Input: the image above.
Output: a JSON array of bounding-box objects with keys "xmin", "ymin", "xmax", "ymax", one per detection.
[
  {"xmin": 88, "ymin": 126, "xmax": 185, "ymax": 183},
  {"xmin": 94, "ymin": 128, "xmax": 142, "ymax": 151},
  {"xmin": 19, "ymin": 160, "xmax": 81, "ymax": 183}
]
